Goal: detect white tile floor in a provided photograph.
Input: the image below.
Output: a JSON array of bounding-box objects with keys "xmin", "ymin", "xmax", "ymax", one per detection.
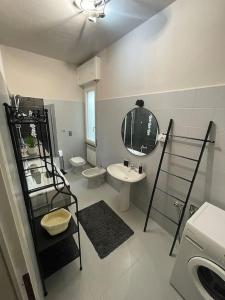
[{"xmin": 46, "ymin": 171, "xmax": 182, "ymax": 300}]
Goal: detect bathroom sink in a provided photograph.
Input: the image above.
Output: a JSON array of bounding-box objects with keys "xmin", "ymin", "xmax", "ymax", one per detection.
[
  {"xmin": 107, "ymin": 163, "xmax": 146, "ymax": 183},
  {"xmin": 107, "ymin": 163, "xmax": 146, "ymax": 211}
]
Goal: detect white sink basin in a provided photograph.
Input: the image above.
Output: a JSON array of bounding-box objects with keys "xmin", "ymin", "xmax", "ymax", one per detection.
[
  {"xmin": 127, "ymin": 148, "xmax": 146, "ymax": 157},
  {"xmin": 107, "ymin": 163, "xmax": 146, "ymax": 211},
  {"xmin": 107, "ymin": 163, "xmax": 146, "ymax": 183}
]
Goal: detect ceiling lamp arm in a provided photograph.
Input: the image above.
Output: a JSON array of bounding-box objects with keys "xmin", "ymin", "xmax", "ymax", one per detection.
[
  {"xmin": 94, "ymin": 0, "xmax": 104, "ymax": 8},
  {"xmin": 73, "ymin": 0, "xmax": 110, "ymax": 21}
]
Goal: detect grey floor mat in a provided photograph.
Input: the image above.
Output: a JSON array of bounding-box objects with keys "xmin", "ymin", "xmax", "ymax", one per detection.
[{"xmin": 78, "ymin": 200, "xmax": 134, "ymax": 259}]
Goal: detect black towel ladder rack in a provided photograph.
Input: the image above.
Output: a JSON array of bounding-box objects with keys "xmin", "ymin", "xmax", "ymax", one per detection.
[{"xmin": 144, "ymin": 118, "xmax": 214, "ymax": 256}]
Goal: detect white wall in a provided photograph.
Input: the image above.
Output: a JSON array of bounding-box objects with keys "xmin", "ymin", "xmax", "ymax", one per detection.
[
  {"xmin": 0, "ymin": 47, "xmax": 28, "ymax": 299},
  {"xmin": 0, "ymin": 63, "xmax": 43, "ymax": 299},
  {"xmin": 97, "ymin": 0, "xmax": 225, "ymax": 100},
  {"xmin": 96, "ymin": 86, "xmax": 225, "ymax": 235},
  {"xmin": 96, "ymin": 0, "xmax": 225, "ymax": 237},
  {"xmin": 0, "ymin": 45, "xmax": 85, "ymax": 169},
  {"xmin": 1, "ymin": 45, "xmax": 82, "ymax": 101},
  {"xmin": 45, "ymin": 99, "xmax": 85, "ymax": 169},
  {"xmin": 0, "ymin": 48, "xmax": 6, "ymax": 81},
  {"xmin": 0, "ymin": 168, "xmax": 28, "ymax": 300},
  {"xmin": 0, "ymin": 249, "xmax": 17, "ymax": 300}
]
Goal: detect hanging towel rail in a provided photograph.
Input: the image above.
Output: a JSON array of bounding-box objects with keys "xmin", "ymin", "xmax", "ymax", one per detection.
[
  {"xmin": 155, "ymin": 187, "xmax": 185, "ymax": 204},
  {"xmin": 160, "ymin": 169, "xmax": 192, "ymax": 183},
  {"xmin": 162, "ymin": 133, "xmax": 214, "ymax": 143},
  {"xmin": 164, "ymin": 152, "xmax": 198, "ymax": 162}
]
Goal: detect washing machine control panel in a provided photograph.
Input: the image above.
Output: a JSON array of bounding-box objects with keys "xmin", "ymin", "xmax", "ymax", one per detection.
[
  {"xmin": 185, "ymin": 228, "xmax": 225, "ymax": 268},
  {"xmin": 205, "ymin": 242, "xmax": 225, "ymax": 268}
]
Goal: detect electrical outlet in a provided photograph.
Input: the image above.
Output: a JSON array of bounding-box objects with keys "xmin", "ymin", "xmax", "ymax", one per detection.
[
  {"xmin": 68, "ymin": 131, "xmax": 72, "ymax": 136},
  {"xmin": 189, "ymin": 204, "xmax": 198, "ymax": 217}
]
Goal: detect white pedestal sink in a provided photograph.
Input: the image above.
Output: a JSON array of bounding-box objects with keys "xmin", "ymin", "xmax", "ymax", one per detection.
[{"xmin": 107, "ymin": 163, "xmax": 146, "ymax": 211}]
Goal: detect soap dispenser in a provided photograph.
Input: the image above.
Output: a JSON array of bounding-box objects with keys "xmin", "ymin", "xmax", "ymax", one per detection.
[
  {"xmin": 124, "ymin": 160, "xmax": 129, "ymax": 167},
  {"xmin": 138, "ymin": 164, "xmax": 143, "ymax": 174}
]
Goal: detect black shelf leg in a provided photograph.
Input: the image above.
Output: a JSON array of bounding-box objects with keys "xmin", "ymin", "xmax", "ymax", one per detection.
[{"xmin": 75, "ymin": 196, "xmax": 82, "ymax": 271}]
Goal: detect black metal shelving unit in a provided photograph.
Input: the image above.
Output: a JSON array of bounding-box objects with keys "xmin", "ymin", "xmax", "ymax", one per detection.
[
  {"xmin": 144, "ymin": 119, "xmax": 215, "ymax": 256},
  {"xmin": 4, "ymin": 103, "xmax": 82, "ymax": 296}
]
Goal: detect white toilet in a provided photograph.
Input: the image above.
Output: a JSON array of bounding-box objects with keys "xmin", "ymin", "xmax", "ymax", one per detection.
[
  {"xmin": 82, "ymin": 167, "xmax": 106, "ymax": 187},
  {"xmin": 70, "ymin": 146, "xmax": 106, "ymax": 187},
  {"xmin": 69, "ymin": 157, "xmax": 86, "ymax": 173}
]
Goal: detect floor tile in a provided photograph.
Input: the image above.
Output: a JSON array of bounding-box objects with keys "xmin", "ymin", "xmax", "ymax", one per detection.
[{"xmin": 46, "ymin": 171, "xmax": 182, "ymax": 300}]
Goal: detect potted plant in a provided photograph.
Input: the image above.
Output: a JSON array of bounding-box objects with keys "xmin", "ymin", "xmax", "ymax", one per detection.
[{"xmin": 25, "ymin": 135, "xmax": 37, "ymax": 155}]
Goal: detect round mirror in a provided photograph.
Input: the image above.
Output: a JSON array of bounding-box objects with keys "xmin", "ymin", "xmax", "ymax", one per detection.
[{"xmin": 121, "ymin": 107, "xmax": 159, "ymax": 156}]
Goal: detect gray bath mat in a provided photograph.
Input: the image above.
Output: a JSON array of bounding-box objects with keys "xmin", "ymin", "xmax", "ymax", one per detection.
[{"xmin": 77, "ymin": 200, "xmax": 134, "ymax": 259}]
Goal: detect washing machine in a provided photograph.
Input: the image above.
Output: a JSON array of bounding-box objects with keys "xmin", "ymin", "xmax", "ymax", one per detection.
[{"xmin": 170, "ymin": 202, "xmax": 225, "ymax": 300}]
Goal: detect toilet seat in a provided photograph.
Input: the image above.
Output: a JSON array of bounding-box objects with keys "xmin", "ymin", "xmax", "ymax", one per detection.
[
  {"xmin": 70, "ymin": 157, "xmax": 86, "ymax": 167},
  {"xmin": 82, "ymin": 167, "xmax": 106, "ymax": 179}
]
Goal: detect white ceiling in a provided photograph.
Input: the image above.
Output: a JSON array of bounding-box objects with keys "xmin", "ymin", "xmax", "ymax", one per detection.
[{"xmin": 0, "ymin": 0, "xmax": 175, "ymax": 64}]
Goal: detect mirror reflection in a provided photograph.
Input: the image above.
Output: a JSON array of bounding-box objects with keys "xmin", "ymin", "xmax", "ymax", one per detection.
[{"xmin": 121, "ymin": 107, "xmax": 159, "ymax": 156}]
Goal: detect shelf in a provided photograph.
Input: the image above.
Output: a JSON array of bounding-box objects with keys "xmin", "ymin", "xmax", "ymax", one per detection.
[
  {"xmin": 28, "ymin": 182, "xmax": 64, "ymax": 194},
  {"xmin": 12, "ymin": 119, "xmax": 47, "ymax": 124},
  {"xmin": 25, "ymin": 168, "xmax": 66, "ymax": 195},
  {"xmin": 32, "ymin": 199, "xmax": 76, "ymax": 219},
  {"xmin": 24, "ymin": 165, "xmax": 45, "ymax": 172},
  {"xmin": 4, "ymin": 103, "xmax": 82, "ymax": 295},
  {"xmin": 25, "ymin": 170, "xmax": 51, "ymax": 178},
  {"xmin": 40, "ymin": 236, "xmax": 80, "ymax": 279},
  {"xmin": 21, "ymin": 155, "xmax": 51, "ymax": 162},
  {"xmin": 34, "ymin": 214, "xmax": 78, "ymax": 253}
]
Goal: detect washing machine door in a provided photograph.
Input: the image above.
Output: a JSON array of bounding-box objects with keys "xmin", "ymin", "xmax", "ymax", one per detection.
[{"xmin": 188, "ymin": 257, "xmax": 225, "ymax": 300}]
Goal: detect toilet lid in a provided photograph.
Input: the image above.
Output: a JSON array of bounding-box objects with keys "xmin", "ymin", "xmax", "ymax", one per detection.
[{"xmin": 70, "ymin": 157, "xmax": 86, "ymax": 166}]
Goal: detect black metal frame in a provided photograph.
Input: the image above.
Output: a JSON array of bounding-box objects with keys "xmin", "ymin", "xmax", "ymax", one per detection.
[
  {"xmin": 144, "ymin": 119, "xmax": 214, "ymax": 256},
  {"xmin": 4, "ymin": 103, "xmax": 82, "ymax": 296}
]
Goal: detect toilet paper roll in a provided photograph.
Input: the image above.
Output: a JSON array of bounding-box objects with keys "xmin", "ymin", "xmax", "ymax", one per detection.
[
  {"xmin": 158, "ymin": 133, "xmax": 166, "ymax": 143},
  {"xmin": 58, "ymin": 150, "xmax": 63, "ymax": 157}
]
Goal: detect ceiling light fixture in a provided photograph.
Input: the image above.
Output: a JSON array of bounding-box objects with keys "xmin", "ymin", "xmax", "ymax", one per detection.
[{"xmin": 73, "ymin": 0, "xmax": 109, "ymax": 22}]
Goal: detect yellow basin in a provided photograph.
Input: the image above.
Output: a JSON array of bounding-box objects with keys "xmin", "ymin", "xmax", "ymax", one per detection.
[{"xmin": 41, "ymin": 208, "xmax": 72, "ymax": 236}]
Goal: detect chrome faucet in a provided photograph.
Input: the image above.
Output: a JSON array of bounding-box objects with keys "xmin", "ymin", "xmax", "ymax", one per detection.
[
  {"xmin": 141, "ymin": 145, "xmax": 147, "ymax": 152},
  {"xmin": 130, "ymin": 162, "xmax": 135, "ymax": 170}
]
